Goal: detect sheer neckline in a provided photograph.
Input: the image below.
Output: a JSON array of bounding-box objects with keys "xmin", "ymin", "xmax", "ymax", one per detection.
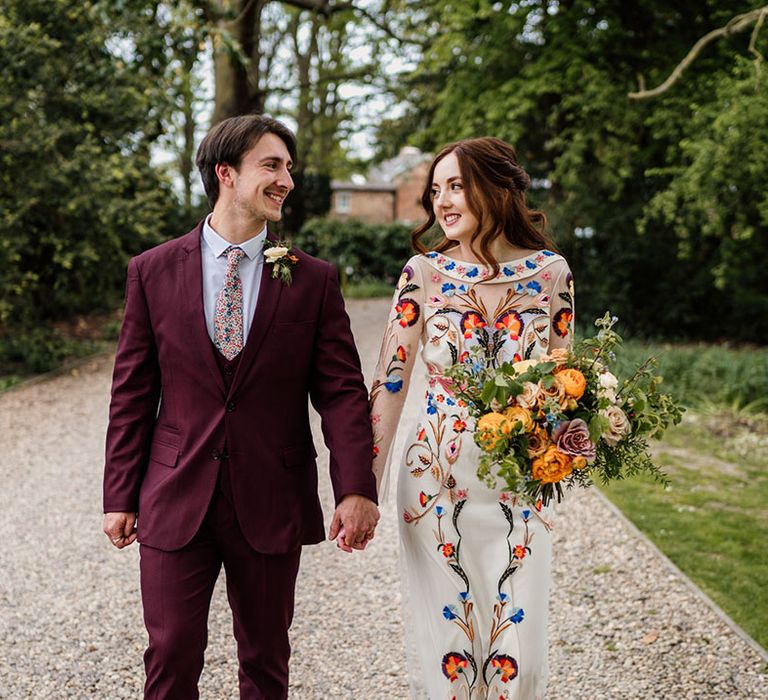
[{"xmin": 421, "ymin": 248, "xmax": 562, "ymax": 282}]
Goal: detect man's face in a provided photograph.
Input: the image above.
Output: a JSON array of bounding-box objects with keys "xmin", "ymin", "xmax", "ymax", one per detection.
[{"xmin": 230, "ymin": 132, "xmax": 294, "ymax": 223}]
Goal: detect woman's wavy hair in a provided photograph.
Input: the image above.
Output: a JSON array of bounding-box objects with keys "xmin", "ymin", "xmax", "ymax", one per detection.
[{"xmin": 411, "ymin": 137, "xmax": 555, "ymax": 276}]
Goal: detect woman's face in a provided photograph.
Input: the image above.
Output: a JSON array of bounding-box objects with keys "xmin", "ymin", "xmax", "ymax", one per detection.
[{"xmin": 431, "ymin": 152, "xmax": 480, "ymax": 244}]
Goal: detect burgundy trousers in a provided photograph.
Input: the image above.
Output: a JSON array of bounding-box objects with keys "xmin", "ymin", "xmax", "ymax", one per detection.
[{"xmin": 139, "ymin": 476, "xmax": 301, "ymax": 699}]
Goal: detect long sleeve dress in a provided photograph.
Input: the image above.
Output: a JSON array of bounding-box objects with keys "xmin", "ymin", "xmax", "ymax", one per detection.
[{"xmin": 370, "ymin": 249, "xmax": 574, "ymax": 700}]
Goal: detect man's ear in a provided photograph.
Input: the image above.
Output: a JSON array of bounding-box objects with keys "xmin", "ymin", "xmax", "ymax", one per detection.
[{"xmin": 215, "ymin": 162, "xmax": 235, "ymax": 188}]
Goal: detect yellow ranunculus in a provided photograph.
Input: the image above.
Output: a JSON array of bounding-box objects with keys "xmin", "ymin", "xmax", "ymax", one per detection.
[
  {"xmin": 572, "ymin": 456, "xmax": 588, "ymax": 470},
  {"xmin": 503, "ymin": 406, "xmax": 534, "ymax": 433},
  {"xmin": 556, "ymin": 368, "xmax": 587, "ymax": 400},
  {"xmin": 477, "ymin": 412, "xmax": 509, "ymax": 450},
  {"xmin": 531, "ymin": 445, "xmax": 573, "ymax": 483}
]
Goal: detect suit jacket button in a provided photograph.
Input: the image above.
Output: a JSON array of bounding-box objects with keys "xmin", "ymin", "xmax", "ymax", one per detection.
[
  {"xmin": 211, "ymin": 449, "xmax": 220, "ymax": 460},
  {"xmin": 226, "ymin": 401, "xmax": 236, "ymax": 413}
]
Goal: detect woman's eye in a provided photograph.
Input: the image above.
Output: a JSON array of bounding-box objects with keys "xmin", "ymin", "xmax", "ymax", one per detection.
[{"xmin": 451, "ymin": 182, "xmax": 462, "ymax": 190}]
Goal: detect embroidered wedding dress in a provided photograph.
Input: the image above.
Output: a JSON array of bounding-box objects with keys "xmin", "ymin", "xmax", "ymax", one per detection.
[{"xmin": 370, "ymin": 249, "xmax": 574, "ymax": 700}]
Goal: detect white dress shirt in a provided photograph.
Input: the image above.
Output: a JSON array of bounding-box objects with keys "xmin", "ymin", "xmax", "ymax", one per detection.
[{"xmin": 201, "ymin": 214, "xmax": 267, "ymax": 344}]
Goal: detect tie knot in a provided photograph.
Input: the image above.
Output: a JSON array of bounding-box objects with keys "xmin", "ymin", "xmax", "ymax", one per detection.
[{"xmin": 224, "ymin": 246, "xmax": 246, "ymax": 262}]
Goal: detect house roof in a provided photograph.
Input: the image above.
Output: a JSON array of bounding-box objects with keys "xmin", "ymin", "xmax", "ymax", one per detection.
[{"xmin": 332, "ymin": 146, "xmax": 431, "ymax": 192}]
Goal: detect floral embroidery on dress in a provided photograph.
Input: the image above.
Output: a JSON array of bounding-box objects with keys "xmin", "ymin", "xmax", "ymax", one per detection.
[{"xmin": 370, "ymin": 251, "xmax": 573, "ymax": 699}]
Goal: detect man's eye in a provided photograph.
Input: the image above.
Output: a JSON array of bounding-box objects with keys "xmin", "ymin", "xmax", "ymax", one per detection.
[{"xmin": 265, "ymin": 162, "xmax": 277, "ymax": 170}]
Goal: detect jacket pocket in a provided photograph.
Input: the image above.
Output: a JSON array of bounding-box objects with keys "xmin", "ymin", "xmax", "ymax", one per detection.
[
  {"xmin": 282, "ymin": 443, "xmax": 317, "ymax": 469},
  {"xmin": 149, "ymin": 428, "xmax": 180, "ymax": 468}
]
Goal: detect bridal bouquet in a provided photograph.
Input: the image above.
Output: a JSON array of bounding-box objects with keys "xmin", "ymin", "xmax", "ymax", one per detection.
[{"xmin": 443, "ymin": 313, "xmax": 684, "ymax": 506}]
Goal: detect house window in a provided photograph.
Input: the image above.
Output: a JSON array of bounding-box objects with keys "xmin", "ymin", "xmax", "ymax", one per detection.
[{"xmin": 337, "ymin": 192, "xmax": 351, "ymax": 214}]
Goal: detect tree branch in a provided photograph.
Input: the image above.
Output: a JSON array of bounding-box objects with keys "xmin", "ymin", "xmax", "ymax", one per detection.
[{"xmin": 629, "ymin": 6, "xmax": 768, "ymax": 100}]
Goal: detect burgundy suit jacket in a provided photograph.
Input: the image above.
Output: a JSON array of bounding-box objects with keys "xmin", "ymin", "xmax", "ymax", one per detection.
[{"xmin": 103, "ymin": 222, "xmax": 377, "ymax": 553}]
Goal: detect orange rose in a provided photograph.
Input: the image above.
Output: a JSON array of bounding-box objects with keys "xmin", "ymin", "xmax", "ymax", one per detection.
[
  {"xmin": 503, "ymin": 406, "xmax": 534, "ymax": 433},
  {"xmin": 526, "ymin": 425, "xmax": 551, "ymax": 458},
  {"xmin": 477, "ymin": 412, "xmax": 509, "ymax": 450},
  {"xmin": 531, "ymin": 445, "xmax": 573, "ymax": 483},
  {"xmin": 572, "ymin": 456, "xmax": 588, "ymax": 470},
  {"xmin": 556, "ymin": 368, "xmax": 586, "ymax": 399}
]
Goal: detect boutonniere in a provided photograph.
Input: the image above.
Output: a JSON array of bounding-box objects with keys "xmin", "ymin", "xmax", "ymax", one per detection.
[{"xmin": 264, "ymin": 241, "xmax": 298, "ymax": 285}]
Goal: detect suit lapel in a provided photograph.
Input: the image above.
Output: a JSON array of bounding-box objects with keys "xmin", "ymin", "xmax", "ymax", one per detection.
[
  {"xmin": 229, "ymin": 231, "xmax": 283, "ymax": 396},
  {"xmin": 179, "ymin": 226, "xmax": 226, "ymax": 397}
]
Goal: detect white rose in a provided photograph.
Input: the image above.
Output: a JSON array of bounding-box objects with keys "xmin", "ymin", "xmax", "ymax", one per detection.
[
  {"xmin": 597, "ymin": 371, "xmax": 619, "ymax": 402},
  {"xmin": 600, "ymin": 405, "xmax": 631, "ymax": 446},
  {"xmin": 264, "ymin": 246, "xmax": 289, "ymax": 263},
  {"xmin": 514, "ymin": 381, "xmax": 541, "ymax": 409},
  {"xmin": 512, "ymin": 359, "xmax": 538, "ymax": 375}
]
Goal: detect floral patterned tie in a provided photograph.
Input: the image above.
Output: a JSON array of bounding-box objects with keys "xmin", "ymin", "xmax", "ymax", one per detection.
[{"xmin": 214, "ymin": 246, "xmax": 247, "ymax": 360}]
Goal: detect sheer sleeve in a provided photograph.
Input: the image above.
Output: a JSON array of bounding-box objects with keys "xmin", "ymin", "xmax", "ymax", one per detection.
[
  {"xmin": 369, "ymin": 256, "xmax": 426, "ymax": 496},
  {"xmin": 549, "ymin": 260, "xmax": 575, "ymax": 350}
]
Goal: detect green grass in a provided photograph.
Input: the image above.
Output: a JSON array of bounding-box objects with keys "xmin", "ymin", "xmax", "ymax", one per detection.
[{"xmin": 600, "ymin": 410, "xmax": 768, "ymax": 649}]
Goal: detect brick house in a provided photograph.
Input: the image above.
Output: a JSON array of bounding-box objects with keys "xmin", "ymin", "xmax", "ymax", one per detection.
[{"xmin": 329, "ymin": 147, "xmax": 432, "ymax": 225}]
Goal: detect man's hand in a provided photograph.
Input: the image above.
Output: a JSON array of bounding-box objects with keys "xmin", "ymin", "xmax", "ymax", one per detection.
[
  {"xmin": 328, "ymin": 495, "xmax": 379, "ymax": 554},
  {"xmin": 103, "ymin": 512, "xmax": 137, "ymax": 549}
]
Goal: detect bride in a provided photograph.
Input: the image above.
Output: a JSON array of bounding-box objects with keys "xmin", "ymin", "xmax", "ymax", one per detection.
[{"xmin": 369, "ymin": 136, "xmax": 574, "ymax": 699}]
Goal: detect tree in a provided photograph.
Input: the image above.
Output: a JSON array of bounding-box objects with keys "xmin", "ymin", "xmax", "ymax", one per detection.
[{"xmin": 0, "ymin": 0, "xmax": 178, "ymax": 329}]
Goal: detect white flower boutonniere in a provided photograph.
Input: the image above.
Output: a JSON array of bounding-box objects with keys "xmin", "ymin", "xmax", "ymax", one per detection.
[{"xmin": 264, "ymin": 241, "xmax": 298, "ymax": 285}]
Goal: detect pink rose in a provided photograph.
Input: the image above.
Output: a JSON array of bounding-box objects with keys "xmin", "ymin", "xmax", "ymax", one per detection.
[{"xmin": 551, "ymin": 418, "xmax": 596, "ymax": 461}]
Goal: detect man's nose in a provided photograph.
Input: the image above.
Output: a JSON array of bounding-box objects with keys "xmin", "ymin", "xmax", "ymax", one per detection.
[{"xmin": 278, "ymin": 168, "xmax": 294, "ymax": 191}]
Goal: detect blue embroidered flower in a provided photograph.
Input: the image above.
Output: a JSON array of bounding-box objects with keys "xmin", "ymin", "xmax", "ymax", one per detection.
[
  {"xmin": 525, "ymin": 259, "xmax": 537, "ymax": 269},
  {"xmin": 515, "ymin": 283, "xmax": 524, "ymax": 293},
  {"xmin": 543, "ymin": 250, "xmax": 555, "ymax": 256},
  {"xmin": 526, "ymin": 280, "xmax": 542, "ymax": 295},
  {"xmin": 458, "ymin": 284, "xmax": 467, "ymax": 292},
  {"xmin": 446, "ymin": 397, "xmax": 455, "ymax": 406},
  {"xmin": 442, "ymin": 605, "xmax": 458, "ymax": 620},
  {"xmin": 503, "ymin": 266, "xmax": 514, "ymax": 276},
  {"xmin": 426, "ymin": 251, "xmax": 438, "ymax": 258},
  {"xmin": 426, "ymin": 395, "xmax": 438, "ymax": 415},
  {"xmin": 522, "ymin": 509, "xmax": 531, "ymax": 521},
  {"xmin": 445, "ymin": 261, "xmax": 456, "ymax": 270},
  {"xmin": 384, "ymin": 373, "xmax": 403, "ymax": 393},
  {"xmin": 435, "ymin": 505, "xmax": 445, "ymax": 516},
  {"xmin": 508, "ymin": 608, "xmax": 525, "ymax": 624},
  {"xmin": 458, "ymin": 591, "xmax": 471, "ymax": 602},
  {"xmin": 441, "ymin": 282, "xmax": 456, "ymax": 296},
  {"xmin": 497, "ymin": 592, "xmax": 509, "ymax": 603},
  {"xmin": 466, "ymin": 267, "xmax": 479, "ymax": 278}
]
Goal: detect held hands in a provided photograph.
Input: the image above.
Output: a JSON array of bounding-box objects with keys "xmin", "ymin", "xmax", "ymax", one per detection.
[
  {"xmin": 328, "ymin": 494, "xmax": 379, "ymax": 553},
  {"xmin": 103, "ymin": 512, "xmax": 137, "ymax": 549}
]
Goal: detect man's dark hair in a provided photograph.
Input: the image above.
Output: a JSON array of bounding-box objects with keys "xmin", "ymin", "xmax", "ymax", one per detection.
[{"xmin": 195, "ymin": 114, "xmax": 297, "ymax": 209}]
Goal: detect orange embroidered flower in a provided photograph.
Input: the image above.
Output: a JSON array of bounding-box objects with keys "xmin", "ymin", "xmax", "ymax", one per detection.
[
  {"xmin": 461, "ymin": 312, "xmax": 486, "ymax": 338},
  {"xmin": 417, "ymin": 426, "xmax": 427, "ymax": 441},
  {"xmin": 442, "ymin": 652, "xmax": 469, "ymax": 681},
  {"xmin": 490, "ymin": 654, "xmax": 518, "ymax": 682},
  {"xmin": 556, "ymin": 368, "xmax": 586, "ymax": 399},
  {"xmin": 419, "ymin": 491, "xmax": 430, "ymax": 507},
  {"xmin": 395, "ymin": 299, "xmax": 419, "ymax": 327},
  {"xmin": 553, "ymin": 308, "xmax": 573, "ymax": 337},
  {"xmin": 495, "ymin": 310, "xmax": 522, "ymax": 339},
  {"xmin": 453, "ymin": 419, "xmax": 467, "ymax": 433},
  {"xmin": 441, "ymin": 542, "xmax": 455, "ymax": 558},
  {"xmin": 396, "ymin": 345, "xmax": 407, "ymax": 362},
  {"xmin": 531, "ymin": 445, "xmax": 573, "ymax": 483},
  {"xmin": 512, "ymin": 544, "xmax": 527, "ymax": 559}
]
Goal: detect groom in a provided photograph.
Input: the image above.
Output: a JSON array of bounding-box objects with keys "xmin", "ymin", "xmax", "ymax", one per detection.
[{"xmin": 102, "ymin": 114, "xmax": 379, "ymax": 699}]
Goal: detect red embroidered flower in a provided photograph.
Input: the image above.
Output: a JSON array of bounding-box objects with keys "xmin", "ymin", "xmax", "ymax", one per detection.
[
  {"xmin": 491, "ymin": 654, "xmax": 519, "ymax": 683},
  {"xmin": 403, "ymin": 510, "xmax": 413, "ymax": 523},
  {"xmin": 419, "ymin": 491, "xmax": 430, "ymax": 507},
  {"xmin": 513, "ymin": 544, "xmax": 527, "ymax": 559},
  {"xmin": 417, "ymin": 426, "xmax": 426, "ymax": 441},
  {"xmin": 436, "ymin": 394, "xmax": 445, "ymax": 402},
  {"xmin": 372, "ymin": 445, "xmax": 379, "ymax": 457},
  {"xmin": 395, "ymin": 299, "xmax": 420, "ymax": 327},
  {"xmin": 440, "ymin": 542, "xmax": 455, "ymax": 558},
  {"xmin": 442, "ymin": 652, "xmax": 469, "ymax": 681},
  {"xmin": 396, "ymin": 345, "xmax": 407, "ymax": 362},
  {"xmin": 453, "ymin": 419, "xmax": 467, "ymax": 433}
]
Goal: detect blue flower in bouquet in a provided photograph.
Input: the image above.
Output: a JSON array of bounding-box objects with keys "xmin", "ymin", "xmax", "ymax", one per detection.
[{"xmin": 443, "ymin": 605, "xmax": 458, "ymax": 620}]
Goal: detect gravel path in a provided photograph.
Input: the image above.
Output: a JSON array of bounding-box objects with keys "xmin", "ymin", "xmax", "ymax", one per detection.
[{"xmin": 1, "ymin": 297, "xmax": 766, "ymax": 699}]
